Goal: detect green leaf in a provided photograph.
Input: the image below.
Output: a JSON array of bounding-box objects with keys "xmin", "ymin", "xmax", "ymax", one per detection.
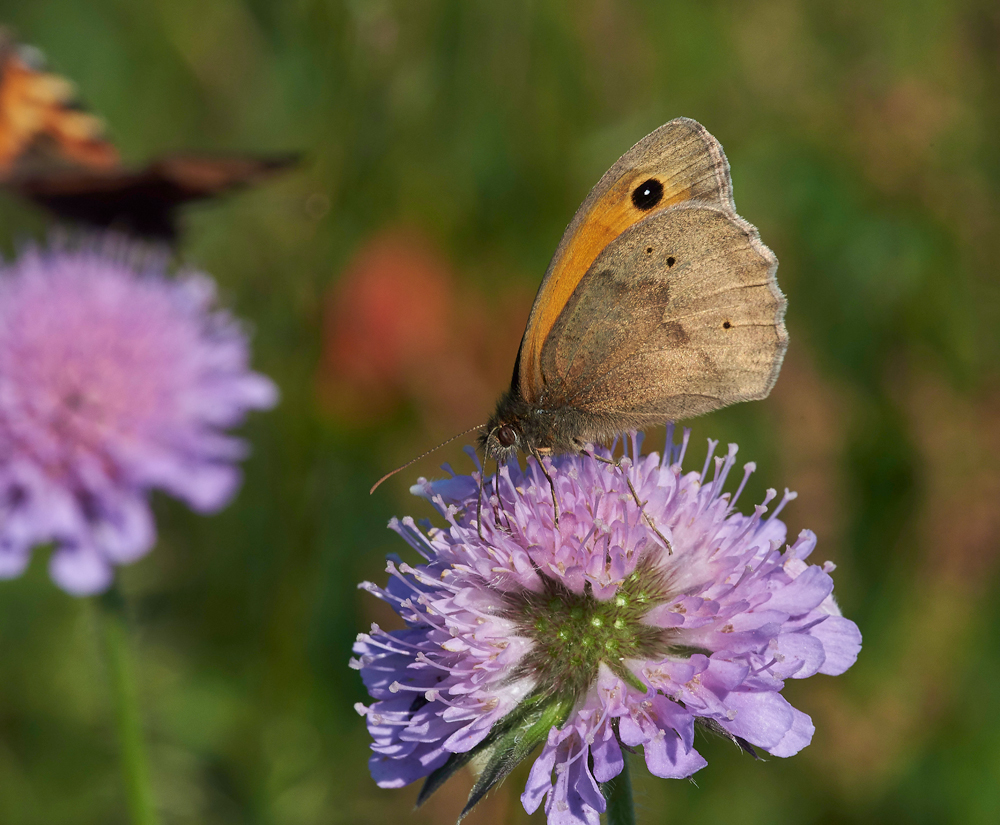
[
  {"xmin": 459, "ymin": 693, "xmax": 574, "ymax": 820},
  {"xmin": 415, "ymin": 687, "xmax": 575, "ymax": 819}
]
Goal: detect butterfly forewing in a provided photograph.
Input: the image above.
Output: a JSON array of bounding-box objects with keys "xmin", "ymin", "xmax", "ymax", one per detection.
[
  {"xmin": 0, "ymin": 32, "xmax": 119, "ymax": 177},
  {"xmin": 516, "ymin": 118, "xmax": 736, "ymax": 400},
  {"xmin": 536, "ymin": 204, "xmax": 785, "ymax": 430}
]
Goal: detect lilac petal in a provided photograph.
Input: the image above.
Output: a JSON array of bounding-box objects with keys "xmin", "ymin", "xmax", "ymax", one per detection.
[
  {"xmin": 766, "ymin": 564, "xmax": 834, "ymax": 614},
  {"xmin": 442, "ymin": 710, "xmax": 501, "ymax": 752},
  {"xmin": 236, "ymin": 373, "xmax": 279, "ymax": 409},
  {"xmin": 544, "ymin": 756, "xmax": 575, "ymax": 823},
  {"xmin": 98, "ymin": 497, "xmax": 156, "ymax": 564},
  {"xmin": 650, "ymin": 695, "xmax": 697, "ymax": 751},
  {"xmin": 547, "ymin": 756, "xmax": 602, "ymax": 825},
  {"xmin": 787, "ymin": 529, "xmax": 817, "ymax": 560},
  {"xmin": 751, "ymin": 517, "xmax": 787, "ymax": 552},
  {"xmin": 369, "ymin": 745, "xmax": 449, "ymax": 788},
  {"xmin": 522, "ymin": 741, "xmax": 558, "ymax": 814},
  {"xmin": 768, "ymin": 704, "xmax": 815, "ymax": 757},
  {"xmin": 719, "ymin": 690, "xmax": 794, "ymax": 751},
  {"xmin": 589, "ymin": 727, "xmax": 624, "ymax": 783},
  {"xmin": 174, "ymin": 464, "xmax": 242, "ymax": 513},
  {"xmin": 644, "ymin": 730, "xmax": 708, "ymax": 779},
  {"xmin": 772, "ymin": 631, "xmax": 827, "ymax": 678},
  {"xmin": 811, "ymin": 615, "xmax": 863, "ymax": 675},
  {"xmin": 412, "ymin": 474, "xmax": 479, "ymax": 503},
  {"xmin": 725, "ymin": 610, "xmax": 790, "ymax": 631},
  {"xmin": 572, "ymin": 755, "xmax": 605, "ymax": 814},
  {"xmin": 596, "ymin": 665, "xmax": 629, "ymax": 715},
  {"xmin": 618, "ymin": 714, "xmax": 646, "ymax": 748},
  {"xmin": 702, "ymin": 657, "xmax": 751, "ymax": 694},
  {"xmin": 642, "ymin": 603, "xmax": 687, "ymax": 627},
  {"xmin": 49, "ymin": 544, "xmax": 114, "ymax": 596},
  {"xmin": 0, "ymin": 542, "xmax": 30, "ymax": 578},
  {"xmin": 620, "ymin": 695, "xmax": 706, "ymax": 780}
]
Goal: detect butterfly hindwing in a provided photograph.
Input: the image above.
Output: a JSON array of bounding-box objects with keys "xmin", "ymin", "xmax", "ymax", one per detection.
[{"xmin": 536, "ymin": 204, "xmax": 785, "ymax": 431}]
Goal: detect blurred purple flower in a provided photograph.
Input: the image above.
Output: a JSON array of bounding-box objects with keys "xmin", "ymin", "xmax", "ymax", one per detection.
[
  {"xmin": 353, "ymin": 428, "xmax": 861, "ymax": 824},
  {"xmin": 0, "ymin": 239, "xmax": 278, "ymax": 595}
]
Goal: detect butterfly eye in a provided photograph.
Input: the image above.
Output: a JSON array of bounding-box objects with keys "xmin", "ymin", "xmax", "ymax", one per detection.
[
  {"xmin": 631, "ymin": 178, "xmax": 664, "ymax": 210},
  {"xmin": 497, "ymin": 425, "xmax": 517, "ymax": 447}
]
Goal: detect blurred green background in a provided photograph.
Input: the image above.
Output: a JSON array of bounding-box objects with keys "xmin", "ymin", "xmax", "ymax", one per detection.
[{"xmin": 0, "ymin": 1, "xmax": 998, "ymax": 823}]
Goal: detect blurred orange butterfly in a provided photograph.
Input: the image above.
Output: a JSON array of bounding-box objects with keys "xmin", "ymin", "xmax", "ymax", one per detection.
[{"xmin": 0, "ymin": 31, "xmax": 295, "ymax": 240}]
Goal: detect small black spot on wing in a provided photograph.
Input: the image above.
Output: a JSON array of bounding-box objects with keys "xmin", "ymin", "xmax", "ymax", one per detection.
[{"xmin": 666, "ymin": 256, "xmax": 676, "ymax": 267}]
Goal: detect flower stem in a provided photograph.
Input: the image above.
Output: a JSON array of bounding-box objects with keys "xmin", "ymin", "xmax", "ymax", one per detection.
[
  {"xmin": 602, "ymin": 751, "xmax": 636, "ymax": 825},
  {"xmin": 97, "ymin": 585, "xmax": 160, "ymax": 825}
]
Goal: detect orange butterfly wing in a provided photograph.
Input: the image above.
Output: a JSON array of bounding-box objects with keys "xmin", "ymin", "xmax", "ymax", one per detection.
[
  {"xmin": 0, "ymin": 32, "xmax": 118, "ymax": 177},
  {"xmin": 514, "ymin": 118, "xmax": 735, "ymax": 402}
]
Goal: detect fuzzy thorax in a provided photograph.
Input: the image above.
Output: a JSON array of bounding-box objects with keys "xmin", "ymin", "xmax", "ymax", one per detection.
[{"xmin": 481, "ymin": 389, "xmax": 613, "ymax": 463}]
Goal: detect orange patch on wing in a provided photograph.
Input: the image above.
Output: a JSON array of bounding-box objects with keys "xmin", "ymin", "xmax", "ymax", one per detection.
[
  {"xmin": 0, "ymin": 41, "xmax": 119, "ymax": 176},
  {"xmin": 518, "ymin": 177, "xmax": 693, "ymax": 398}
]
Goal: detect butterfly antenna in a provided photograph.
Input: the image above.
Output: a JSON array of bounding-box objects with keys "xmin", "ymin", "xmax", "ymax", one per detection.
[{"xmin": 370, "ymin": 424, "xmax": 485, "ymax": 495}]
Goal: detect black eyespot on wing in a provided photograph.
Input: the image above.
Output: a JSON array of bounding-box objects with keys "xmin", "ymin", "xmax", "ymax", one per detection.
[
  {"xmin": 666, "ymin": 256, "xmax": 676, "ymax": 267},
  {"xmin": 723, "ymin": 321, "xmax": 732, "ymax": 329},
  {"xmin": 631, "ymin": 178, "xmax": 664, "ymax": 211},
  {"xmin": 645, "ymin": 246, "xmax": 654, "ymax": 254}
]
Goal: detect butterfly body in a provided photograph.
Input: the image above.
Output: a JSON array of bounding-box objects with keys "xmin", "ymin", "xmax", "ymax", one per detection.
[
  {"xmin": 482, "ymin": 392, "xmax": 608, "ymax": 464},
  {"xmin": 480, "ymin": 118, "xmax": 786, "ymax": 467}
]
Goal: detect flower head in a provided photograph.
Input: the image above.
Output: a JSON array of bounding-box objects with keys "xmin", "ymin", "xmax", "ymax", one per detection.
[
  {"xmin": 353, "ymin": 429, "xmax": 861, "ymax": 824},
  {"xmin": 0, "ymin": 238, "xmax": 278, "ymax": 594}
]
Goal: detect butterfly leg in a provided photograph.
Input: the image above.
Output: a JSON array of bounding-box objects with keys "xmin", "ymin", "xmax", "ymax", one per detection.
[
  {"xmin": 591, "ymin": 453, "xmax": 672, "ymax": 554},
  {"xmin": 528, "ymin": 447, "xmax": 560, "ymax": 528},
  {"xmin": 477, "ymin": 461, "xmax": 513, "ymax": 538},
  {"xmin": 492, "ymin": 471, "xmax": 514, "ymax": 532},
  {"xmin": 476, "ymin": 469, "xmax": 486, "ymax": 539}
]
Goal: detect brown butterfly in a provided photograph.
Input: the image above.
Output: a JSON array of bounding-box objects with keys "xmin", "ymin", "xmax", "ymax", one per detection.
[
  {"xmin": 477, "ymin": 118, "xmax": 786, "ymax": 523},
  {"xmin": 0, "ymin": 31, "xmax": 295, "ymax": 240}
]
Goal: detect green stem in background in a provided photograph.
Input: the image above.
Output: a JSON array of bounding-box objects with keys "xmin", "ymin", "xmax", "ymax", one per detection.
[
  {"xmin": 96, "ymin": 584, "xmax": 160, "ymax": 825},
  {"xmin": 602, "ymin": 750, "xmax": 636, "ymax": 825}
]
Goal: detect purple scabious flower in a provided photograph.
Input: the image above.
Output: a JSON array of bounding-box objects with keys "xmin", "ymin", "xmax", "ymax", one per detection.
[
  {"xmin": 0, "ymin": 239, "xmax": 278, "ymax": 595},
  {"xmin": 353, "ymin": 428, "xmax": 861, "ymax": 824}
]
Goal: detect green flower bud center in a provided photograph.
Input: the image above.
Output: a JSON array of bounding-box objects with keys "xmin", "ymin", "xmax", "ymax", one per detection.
[{"xmin": 503, "ymin": 557, "xmax": 687, "ymax": 700}]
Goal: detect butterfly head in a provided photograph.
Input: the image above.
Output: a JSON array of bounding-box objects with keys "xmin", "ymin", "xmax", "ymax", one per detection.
[{"xmin": 480, "ymin": 390, "xmax": 532, "ymax": 465}]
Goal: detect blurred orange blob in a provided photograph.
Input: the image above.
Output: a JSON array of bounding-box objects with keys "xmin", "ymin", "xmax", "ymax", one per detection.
[
  {"xmin": 317, "ymin": 227, "xmax": 531, "ymax": 431},
  {"xmin": 318, "ymin": 228, "xmax": 454, "ymax": 418}
]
